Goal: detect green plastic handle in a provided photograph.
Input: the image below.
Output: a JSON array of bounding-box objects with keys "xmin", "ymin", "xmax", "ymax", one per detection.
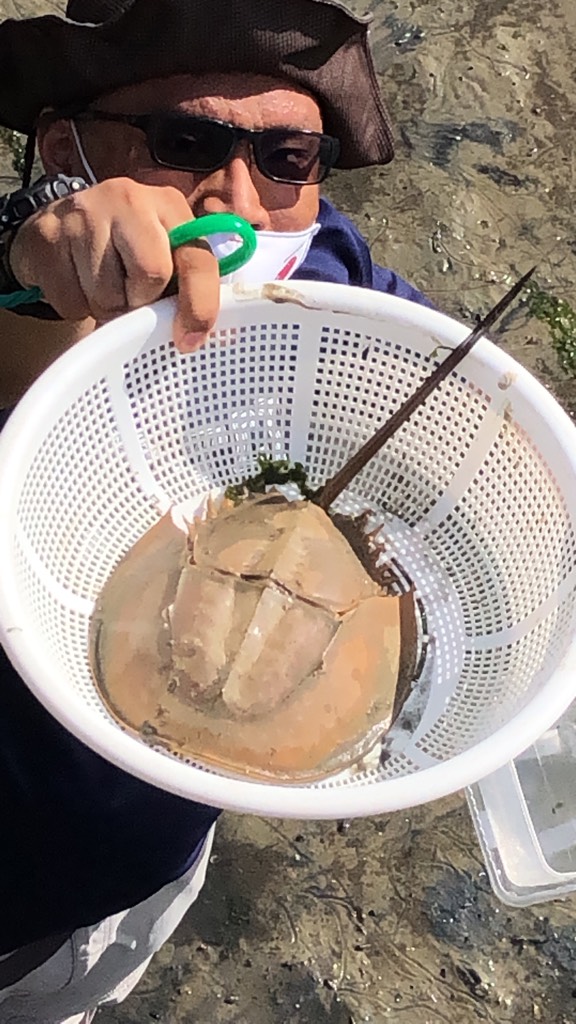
[
  {"xmin": 168, "ymin": 213, "xmax": 257, "ymax": 276},
  {"xmin": 0, "ymin": 212, "xmax": 257, "ymax": 310}
]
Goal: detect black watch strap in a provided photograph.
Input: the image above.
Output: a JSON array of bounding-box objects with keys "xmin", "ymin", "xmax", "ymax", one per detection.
[
  {"xmin": 0, "ymin": 174, "xmax": 90, "ymax": 236},
  {"xmin": 0, "ymin": 174, "xmax": 90, "ymax": 315}
]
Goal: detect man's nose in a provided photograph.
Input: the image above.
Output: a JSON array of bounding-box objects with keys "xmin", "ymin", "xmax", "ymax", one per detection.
[{"xmin": 193, "ymin": 145, "xmax": 270, "ymax": 229}]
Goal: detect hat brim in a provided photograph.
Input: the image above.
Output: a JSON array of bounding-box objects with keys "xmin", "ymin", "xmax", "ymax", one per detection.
[{"xmin": 0, "ymin": 0, "xmax": 394, "ymax": 168}]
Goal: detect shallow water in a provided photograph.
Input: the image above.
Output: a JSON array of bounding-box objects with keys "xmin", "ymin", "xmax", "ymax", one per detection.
[{"xmin": 3, "ymin": 0, "xmax": 576, "ymax": 1019}]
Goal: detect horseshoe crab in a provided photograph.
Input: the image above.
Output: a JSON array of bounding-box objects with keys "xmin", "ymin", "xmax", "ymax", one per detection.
[
  {"xmin": 90, "ymin": 483, "xmax": 419, "ymax": 782},
  {"xmin": 90, "ymin": 271, "xmax": 534, "ymax": 783}
]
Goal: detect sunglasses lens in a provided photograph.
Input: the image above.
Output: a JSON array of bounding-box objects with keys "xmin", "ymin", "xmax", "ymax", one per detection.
[
  {"xmin": 153, "ymin": 116, "xmax": 234, "ymax": 171},
  {"xmin": 256, "ymin": 130, "xmax": 329, "ymax": 183},
  {"xmin": 149, "ymin": 116, "xmax": 337, "ymax": 183}
]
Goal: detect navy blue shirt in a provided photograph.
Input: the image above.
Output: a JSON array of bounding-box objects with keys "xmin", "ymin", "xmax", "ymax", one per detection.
[
  {"xmin": 0, "ymin": 199, "xmax": 431, "ymax": 954},
  {"xmin": 298, "ymin": 199, "xmax": 433, "ymax": 305}
]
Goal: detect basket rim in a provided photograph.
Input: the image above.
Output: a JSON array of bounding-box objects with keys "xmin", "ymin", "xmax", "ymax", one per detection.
[{"xmin": 1, "ymin": 282, "xmax": 576, "ymax": 819}]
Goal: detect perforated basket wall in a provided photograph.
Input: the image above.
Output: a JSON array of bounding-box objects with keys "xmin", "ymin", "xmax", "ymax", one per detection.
[{"xmin": 1, "ymin": 282, "xmax": 576, "ymax": 820}]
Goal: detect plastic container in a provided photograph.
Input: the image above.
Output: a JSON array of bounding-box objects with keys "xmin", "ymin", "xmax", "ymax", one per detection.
[
  {"xmin": 1, "ymin": 281, "xmax": 576, "ymax": 820},
  {"xmin": 467, "ymin": 703, "xmax": 576, "ymax": 905}
]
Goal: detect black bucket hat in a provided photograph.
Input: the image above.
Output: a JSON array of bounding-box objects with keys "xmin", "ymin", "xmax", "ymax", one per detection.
[{"xmin": 0, "ymin": 0, "xmax": 394, "ymax": 169}]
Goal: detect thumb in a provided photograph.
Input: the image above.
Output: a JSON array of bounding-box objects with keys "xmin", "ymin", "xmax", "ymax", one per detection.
[{"xmin": 172, "ymin": 238, "xmax": 220, "ymax": 353}]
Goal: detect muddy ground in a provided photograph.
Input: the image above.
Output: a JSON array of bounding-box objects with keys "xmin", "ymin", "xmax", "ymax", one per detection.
[{"xmin": 2, "ymin": 0, "xmax": 576, "ymax": 1020}]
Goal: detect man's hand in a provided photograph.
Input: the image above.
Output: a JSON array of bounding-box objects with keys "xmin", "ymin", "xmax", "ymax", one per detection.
[{"xmin": 9, "ymin": 178, "xmax": 220, "ymax": 352}]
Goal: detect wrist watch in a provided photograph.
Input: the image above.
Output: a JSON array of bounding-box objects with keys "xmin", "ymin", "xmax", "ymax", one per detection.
[{"xmin": 0, "ymin": 174, "xmax": 90, "ymax": 316}]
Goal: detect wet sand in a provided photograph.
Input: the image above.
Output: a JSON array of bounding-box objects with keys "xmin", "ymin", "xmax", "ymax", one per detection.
[{"xmin": 2, "ymin": 0, "xmax": 576, "ymax": 1020}]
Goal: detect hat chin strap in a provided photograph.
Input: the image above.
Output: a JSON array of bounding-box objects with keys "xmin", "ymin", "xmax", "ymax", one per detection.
[{"xmin": 70, "ymin": 120, "xmax": 98, "ymax": 185}]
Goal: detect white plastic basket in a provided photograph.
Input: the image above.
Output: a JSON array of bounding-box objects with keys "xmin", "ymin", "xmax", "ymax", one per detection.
[{"xmin": 1, "ymin": 281, "xmax": 576, "ymax": 820}]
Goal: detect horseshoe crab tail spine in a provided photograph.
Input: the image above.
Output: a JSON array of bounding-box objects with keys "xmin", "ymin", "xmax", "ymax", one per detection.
[{"xmin": 315, "ymin": 267, "xmax": 536, "ymax": 511}]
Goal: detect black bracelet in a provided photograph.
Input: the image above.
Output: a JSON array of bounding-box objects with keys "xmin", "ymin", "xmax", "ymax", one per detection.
[
  {"xmin": 0, "ymin": 174, "xmax": 90, "ymax": 235},
  {"xmin": 0, "ymin": 174, "xmax": 90, "ymax": 317}
]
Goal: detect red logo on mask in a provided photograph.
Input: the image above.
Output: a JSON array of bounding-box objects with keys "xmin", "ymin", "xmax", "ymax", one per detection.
[{"xmin": 276, "ymin": 255, "xmax": 298, "ymax": 280}]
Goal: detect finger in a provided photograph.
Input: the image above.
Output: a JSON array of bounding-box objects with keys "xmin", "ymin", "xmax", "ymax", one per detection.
[
  {"xmin": 11, "ymin": 202, "xmax": 118, "ymax": 322},
  {"xmin": 36, "ymin": 238, "xmax": 94, "ymax": 321},
  {"xmin": 9, "ymin": 213, "xmax": 91, "ymax": 320},
  {"xmin": 171, "ymin": 239, "xmax": 220, "ymax": 352},
  {"xmin": 69, "ymin": 219, "xmax": 128, "ymax": 322},
  {"xmin": 110, "ymin": 215, "xmax": 175, "ymax": 310}
]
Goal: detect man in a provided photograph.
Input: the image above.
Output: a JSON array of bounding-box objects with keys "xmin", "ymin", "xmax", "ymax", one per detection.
[{"xmin": 0, "ymin": 1, "xmax": 430, "ymax": 1019}]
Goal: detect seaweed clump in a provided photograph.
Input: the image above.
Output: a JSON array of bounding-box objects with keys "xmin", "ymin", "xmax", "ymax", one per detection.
[
  {"xmin": 526, "ymin": 280, "xmax": 576, "ymax": 376},
  {"xmin": 225, "ymin": 453, "xmax": 316, "ymax": 503},
  {"xmin": 0, "ymin": 127, "xmax": 27, "ymax": 178}
]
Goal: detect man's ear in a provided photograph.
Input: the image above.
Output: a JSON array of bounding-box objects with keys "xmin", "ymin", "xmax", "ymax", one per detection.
[{"xmin": 36, "ymin": 111, "xmax": 79, "ymax": 175}]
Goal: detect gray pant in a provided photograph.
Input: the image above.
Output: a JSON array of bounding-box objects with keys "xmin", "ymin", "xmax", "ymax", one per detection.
[{"xmin": 0, "ymin": 826, "xmax": 214, "ymax": 1024}]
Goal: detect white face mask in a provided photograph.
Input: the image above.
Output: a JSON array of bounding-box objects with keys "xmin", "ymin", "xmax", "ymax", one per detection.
[
  {"xmin": 208, "ymin": 224, "xmax": 320, "ymax": 285},
  {"xmin": 70, "ymin": 120, "xmax": 320, "ymax": 285}
]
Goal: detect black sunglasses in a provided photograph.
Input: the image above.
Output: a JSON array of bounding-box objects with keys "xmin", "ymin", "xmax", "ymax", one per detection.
[{"xmin": 73, "ymin": 110, "xmax": 341, "ymax": 185}]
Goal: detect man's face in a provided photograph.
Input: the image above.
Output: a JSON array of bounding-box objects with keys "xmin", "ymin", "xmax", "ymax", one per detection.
[{"xmin": 44, "ymin": 73, "xmax": 325, "ymax": 231}]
